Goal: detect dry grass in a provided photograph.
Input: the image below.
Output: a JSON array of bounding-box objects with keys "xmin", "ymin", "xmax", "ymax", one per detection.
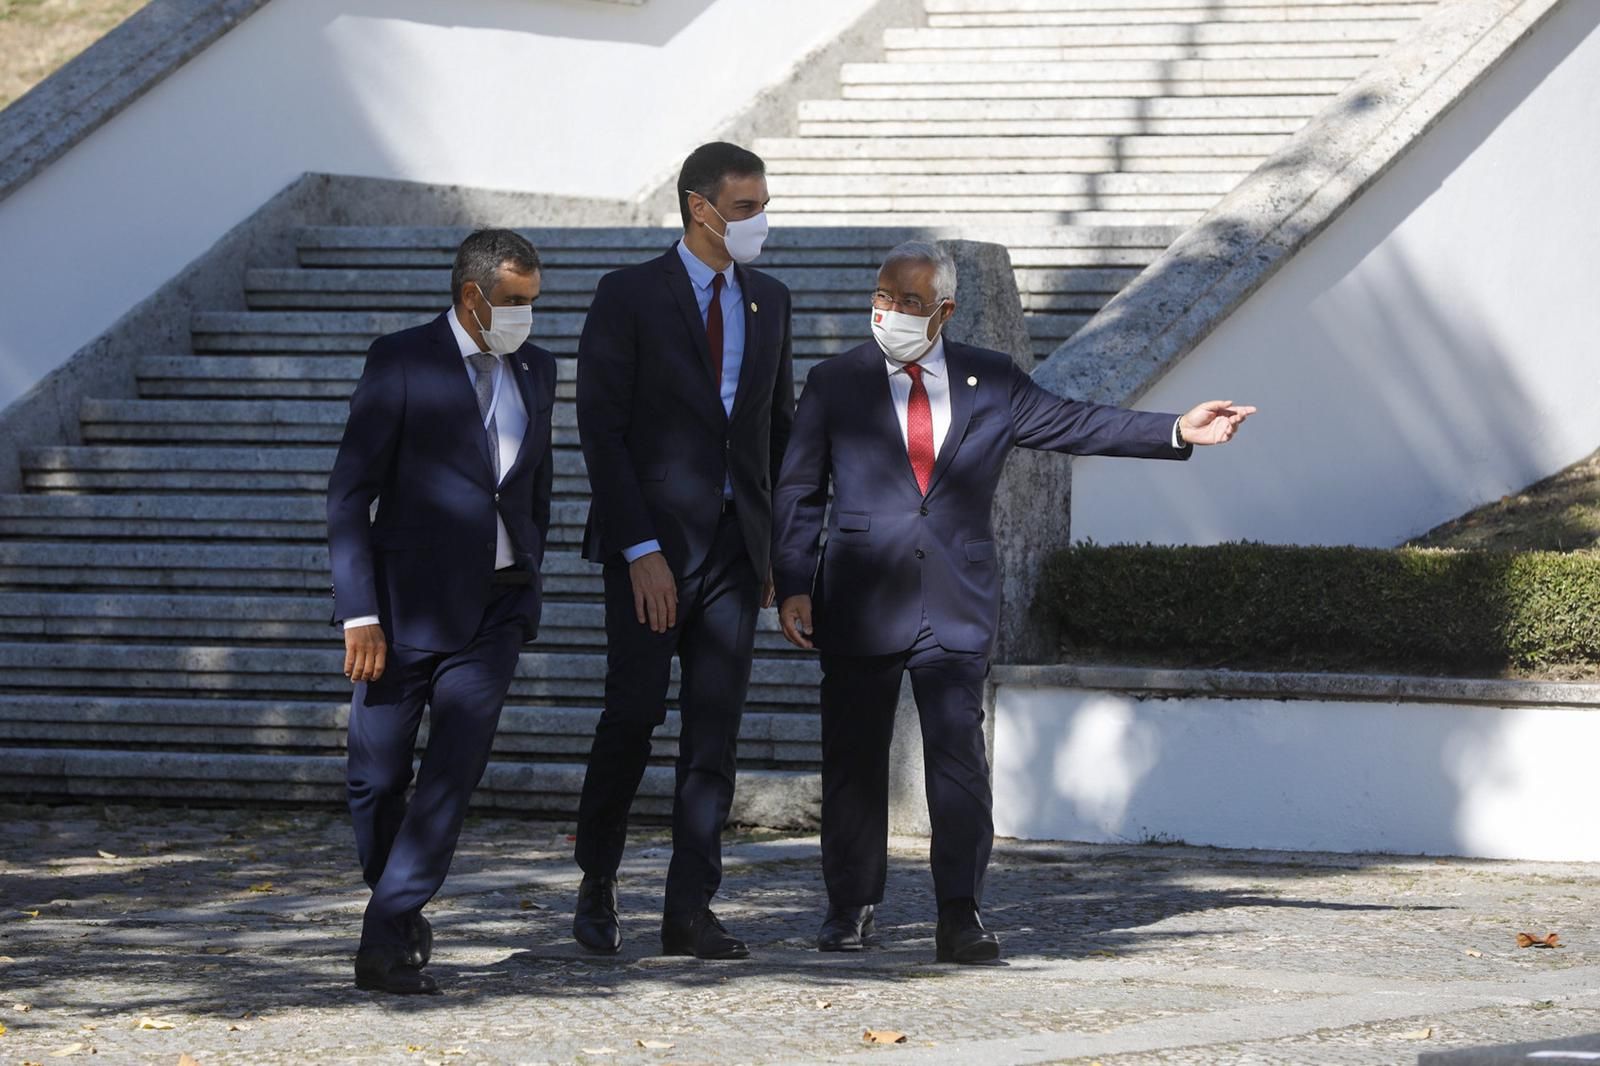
[
  {"xmin": 1410, "ymin": 447, "xmax": 1600, "ymax": 554},
  {"xmin": 0, "ymin": 0, "xmax": 149, "ymax": 111}
]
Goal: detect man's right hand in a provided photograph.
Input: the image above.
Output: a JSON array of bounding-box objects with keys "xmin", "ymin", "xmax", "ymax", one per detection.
[
  {"xmin": 630, "ymin": 551, "xmax": 678, "ymax": 633},
  {"xmin": 343, "ymin": 623, "xmax": 388, "ymax": 683},
  {"xmin": 779, "ymin": 594, "xmax": 814, "ymax": 650}
]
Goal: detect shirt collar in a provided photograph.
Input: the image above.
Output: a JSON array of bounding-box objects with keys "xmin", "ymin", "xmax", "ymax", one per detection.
[
  {"xmin": 885, "ymin": 335, "xmax": 947, "ymax": 378},
  {"xmin": 677, "ymin": 239, "xmax": 736, "ymax": 293},
  {"xmin": 447, "ymin": 306, "xmax": 491, "ymax": 361}
]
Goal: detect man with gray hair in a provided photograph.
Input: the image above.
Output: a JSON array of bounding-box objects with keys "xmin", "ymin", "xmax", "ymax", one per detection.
[
  {"xmin": 329, "ymin": 228, "xmax": 557, "ymax": 993},
  {"xmin": 773, "ymin": 240, "xmax": 1254, "ymax": 963}
]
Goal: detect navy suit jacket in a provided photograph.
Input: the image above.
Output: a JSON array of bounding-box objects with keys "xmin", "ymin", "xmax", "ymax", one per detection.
[
  {"xmin": 327, "ymin": 311, "xmax": 557, "ymax": 653},
  {"xmin": 773, "ymin": 339, "xmax": 1190, "ymax": 657},
  {"xmin": 577, "ymin": 244, "xmax": 794, "ymax": 580}
]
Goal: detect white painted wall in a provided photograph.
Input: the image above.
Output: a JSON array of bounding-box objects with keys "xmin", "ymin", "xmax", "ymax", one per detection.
[
  {"xmin": 0, "ymin": 0, "xmax": 881, "ymax": 406},
  {"xmin": 995, "ymin": 683, "xmax": 1600, "ymax": 861},
  {"xmin": 1070, "ymin": 0, "xmax": 1600, "ymax": 548}
]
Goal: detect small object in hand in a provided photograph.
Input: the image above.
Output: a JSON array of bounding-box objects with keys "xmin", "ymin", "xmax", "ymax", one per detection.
[{"xmin": 1516, "ymin": 932, "xmax": 1560, "ymax": 948}]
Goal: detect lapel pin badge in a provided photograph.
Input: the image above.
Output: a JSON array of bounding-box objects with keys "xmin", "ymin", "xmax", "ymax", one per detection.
[
  {"xmin": 967, "ymin": 376, "xmax": 978, "ymax": 387},
  {"xmin": 521, "ymin": 362, "xmax": 529, "ymax": 371},
  {"xmin": 750, "ymin": 301, "xmax": 759, "ymax": 314}
]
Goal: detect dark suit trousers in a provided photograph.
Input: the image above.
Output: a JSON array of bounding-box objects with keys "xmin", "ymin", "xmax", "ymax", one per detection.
[
  {"xmin": 819, "ymin": 615, "xmax": 992, "ymax": 910},
  {"xmin": 346, "ymin": 583, "xmax": 525, "ymax": 950},
  {"xmin": 575, "ymin": 511, "xmax": 759, "ymax": 918}
]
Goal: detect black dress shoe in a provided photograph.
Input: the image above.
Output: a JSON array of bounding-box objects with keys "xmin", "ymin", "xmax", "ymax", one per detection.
[
  {"xmin": 817, "ymin": 904, "xmax": 877, "ymax": 952},
  {"xmin": 661, "ymin": 908, "xmax": 749, "ymax": 960},
  {"xmin": 354, "ymin": 945, "xmax": 439, "ymax": 995},
  {"xmin": 935, "ymin": 900, "xmax": 1000, "ymax": 964},
  {"xmin": 572, "ymin": 873, "xmax": 621, "ymax": 955},
  {"xmin": 404, "ymin": 912, "xmax": 432, "ymax": 968}
]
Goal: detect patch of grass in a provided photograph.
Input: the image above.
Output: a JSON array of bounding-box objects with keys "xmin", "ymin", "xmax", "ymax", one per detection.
[
  {"xmin": 1410, "ymin": 447, "xmax": 1600, "ymax": 553},
  {"xmin": 0, "ymin": 0, "xmax": 149, "ymax": 111}
]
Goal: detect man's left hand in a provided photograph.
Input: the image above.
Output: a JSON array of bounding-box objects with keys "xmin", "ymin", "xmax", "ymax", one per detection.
[{"xmin": 1180, "ymin": 400, "xmax": 1257, "ymax": 446}]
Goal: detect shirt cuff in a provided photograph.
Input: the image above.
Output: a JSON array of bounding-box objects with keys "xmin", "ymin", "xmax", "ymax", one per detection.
[
  {"xmin": 621, "ymin": 540, "xmax": 663, "ymax": 564},
  {"xmin": 1172, "ymin": 417, "xmax": 1188, "ymax": 450},
  {"xmin": 342, "ymin": 615, "xmax": 381, "ymax": 630}
]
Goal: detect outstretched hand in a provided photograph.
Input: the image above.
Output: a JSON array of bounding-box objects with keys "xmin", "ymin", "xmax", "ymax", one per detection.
[{"xmin": 1180, "ymin": 400, "xmax": 1257, "ymax": 446}]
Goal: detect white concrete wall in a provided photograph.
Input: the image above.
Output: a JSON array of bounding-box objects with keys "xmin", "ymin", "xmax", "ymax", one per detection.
[
  {"xmin": 995, "ymin": 683, "xmax": 1600, "ymax": 861},
  {"xmin": 0, "ymin": 0, "xmax": 881, "ymax": 406},
  {"xmin": 1069, "ymin": 0, "xmax": 1600, "ymax": 548}
]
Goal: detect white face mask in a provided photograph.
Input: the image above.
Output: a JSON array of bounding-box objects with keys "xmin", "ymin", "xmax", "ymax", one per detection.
[
  {"xmin": 692, "ymin": 193, "xmax": 770, "ymax": 264},
  {"xmin": 871, "ymin": 304, "xmax": 946, "ymax": 364},
  {"xmin": 470, "ymin": 285, "xmax": 533, "ymax": 355}
]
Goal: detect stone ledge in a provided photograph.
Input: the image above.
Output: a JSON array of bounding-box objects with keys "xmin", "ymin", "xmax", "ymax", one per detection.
[
  {"xmin": 0, "ymin": 0, "xmax": 270, "ymax": 206},
  {"xmin": 1033, "ymin": 0, "xmax": 1565, "ymax": 406},
  {"xmin": 992, "ymin": 662, "xmax": 1600, "ymax": 709}
]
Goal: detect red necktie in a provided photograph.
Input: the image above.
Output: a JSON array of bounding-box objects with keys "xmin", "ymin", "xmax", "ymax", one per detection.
[
  {"xmin": 706, "ymin": 272, "xmax": 725, "ymax": 389},
  {"xmin": 905, "ymin": 362, "xmax": 934, "ymax": 495}
]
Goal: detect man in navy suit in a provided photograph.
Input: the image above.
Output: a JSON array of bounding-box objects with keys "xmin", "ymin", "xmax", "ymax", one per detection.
[
  {"xmin": 328, "ymin": 229, "xmax": 556, "ymax": 994},
  {"xmin": 773, "ymin": 241, "xmax": 1254, "ymax": 963},
  {"xmin": 572, "ymin": 142, "xmax": 794, "ymax": 960}
]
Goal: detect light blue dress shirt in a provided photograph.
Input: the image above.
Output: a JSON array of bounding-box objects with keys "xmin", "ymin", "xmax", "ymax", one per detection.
[{"xmin": 621, "ymin": 242, "xmax": 746, "ymax": 564}]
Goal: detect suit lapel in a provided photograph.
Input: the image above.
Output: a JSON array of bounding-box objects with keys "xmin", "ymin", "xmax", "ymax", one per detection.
[
  {"xmin": 926, "ymin": 342, "xmax": 975, "ymax": 495},
  {"xmin": 499, "ymin": 346, "xmax": 542, "ymax": 482},
  {"xmin": 661, "ymin": 246, "xmax": 723, "ymax": 406},
  {"xmin": 434, "ymin": 312, "xmax": 497, "ymax": 480},
  {"xmin": 861, "ymin": 348, "xmax": 923, "ymax": 497},
  {"xmin": 728, "ymin": 264, "xmax": 761, "ymax": 424}
]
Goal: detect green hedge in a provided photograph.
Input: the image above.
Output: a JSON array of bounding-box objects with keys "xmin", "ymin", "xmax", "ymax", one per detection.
[{"xmin": 1042, "ymin": 543, "xmax": 1600, "ymax": 671}]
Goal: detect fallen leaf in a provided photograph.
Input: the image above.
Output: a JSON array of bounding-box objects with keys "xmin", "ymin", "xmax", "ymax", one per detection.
[
  {"xmin": 179, "ymin": 1056, "xmax": 201, "ymax": 1066},
  {"xmin": 228, "ymin": 1024, "xmax": 251, "ymax": 1033},
  {"xmin": 48, "ymin": 1045, "xmax": 85, "ymax": 1058},
  {"xmin": 0, "ymin": 956, "xmax": 14, "ymax": 964},
  {"xmin": 13, "ymin": 1003, "xmax": 32, "ymax": 1012},
  {"xmin": 1396, "ymin": 1027, "xmax": 1433, "ymax": 1040},
  {"xmin": 137, "ymin": 1017, "xmax": 176, "ymax": 1030},
  {"xmin": 1533, "ymin": 1000, "xmax": 1556, "ymax": 1011},
  {"xmin": 1088, "ymin": 949, "xmax": 1117, "ymax": 958},
  {"xmin": 1516, "ymin": 932, "xmax": 1561, "ymax": 948},
  {"xmin": 1465, "ymin": 949, "xmax": 1483, "ymax": 958},
  {"xmin": 407, "ymin": 1046, "xmax": 425, "ymax": 1053},
  {"xmin": 20, "ymin": 910, "xmax": 40, "ymax": 919},
  {"xmin": 96, "ymin": 851, "xmax": 116, "ymax": 860},
  {"xmin": 864, "ymin": 1030, "xmax": 908, "ymax": 1045},
  {"xmin": 202, "ymin": 946, "xmax": 229, "ymax": 955},
  {"xmin": 637, "ymin": 1039, "xmax": 674, "ymax": 1049},
  {"xmin": 815, "ymin": 999, "xmax": 832, "ymax": 1010},
  {"xmin": 0, "ymin": 1022, "xmax": 6, "ymax": 1036},
  {"xmin": 246, "ymin": 883, "xmax": 274, "ymax": 894},
  {"xmin": 579, "ymin": 1049, "xmax": 618, "ymax": 1056}
]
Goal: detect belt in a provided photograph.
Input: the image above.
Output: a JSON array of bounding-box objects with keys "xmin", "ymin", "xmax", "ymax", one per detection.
[{"xmin": 490, "ymin": 567, "xmax": 534, "ymax": 586}]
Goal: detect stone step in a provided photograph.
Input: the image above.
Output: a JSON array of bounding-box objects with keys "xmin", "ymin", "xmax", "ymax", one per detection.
[
  {"xmin": 0, "ymin": 494, "xmax": 588, "ymax": 543},
  {"xmin": 923, "ymin": 0, "xmax": 1435, "ymax": 25},
  {"xmin": 884, "ymin": 19, "xmax": 1411, "ymax": 50},
  {"xmin": 19, "ymin": 444, "xmax": 592, "ymax": 497},
  {"xmin": 0, "ymin": 696, "xmax": 822, "ymax": 766},
  {"xmin": 839, "ymin": 56, "xmax": 1373, "ymax": 86},
  {"xmin": 0, "ymin": 543, "xmax": 601, "ymax": 599},
  {"xmin": 243, "ymin": 266, "xmax": 880, "ymax": 313},
  {"xmin": 887, "ymin": 41, "xmax": 1388, "ymax": 64},
  {"xmin": 0, "ymin": 592, "xmax": 801, "ymax": 654},
  {"xmin": 793, "ymin": 96, "xmax": 1325, "ymax": 122},
  {"xmin": 839, "ymin": 77, "xmax": 1351, "ymax": 99},
  {"xmin": 767, "ymin": 210, "xmax": 1203, "ymax": 228},
  {"xmin": 1, "ymin": 747, "xmax": 820, "ymax": 822},
  {"xmin": 0, "ymin": 642, "xmax": 823, "ymax": 709},
  {"xmin": 774, "ymin": 173, "xmax": 1243, "ymax": 197},
  {"xmin": 755, "ymin": 132, "xmax": 1292, "ymax": 163},
  {"xmin": 798, "ymin": 115, "xmax": 1301, "ymax": 137}
]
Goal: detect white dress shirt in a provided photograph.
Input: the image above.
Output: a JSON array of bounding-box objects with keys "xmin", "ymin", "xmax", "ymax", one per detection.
[
  {"xmin": 885, "ymin": 336, "xmax": 955, "ymax": 458},
  {"xmin": 342, "ymin": 309, "xmax": 529, "ymax": 631}
]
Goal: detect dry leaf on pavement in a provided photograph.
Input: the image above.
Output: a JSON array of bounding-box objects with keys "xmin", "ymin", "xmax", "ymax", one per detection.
[
  {"xmin": 1464, "ymin": 949, "xmax": 1482, "ymax": 958},
  {"xmin": 815, "ymin": 1000, "xmax": 831, "ymax": 1009},
  {"xmin": 1516, "ymin": 932, "xmax": 1561, "ymax": 948},
  {"xmin": 179, "ymin": 1055, "xmax": 201, "ymax": 1066},
  {"xmin": 1397, "ymin": 1027, "xmax": 1433, "ymax": 1040},
  {"xmin": 48, "ymin": 1045, "xmax": 86, "ymax": 1058},
  {"xmin": 864, "ymin": 1030, "xmax": 908, "ymax": 1044},
  {"xmin": 637, "ymin": 1039, "xmax": 674, "ymax": 1049},
  {"xmin": 246, "ymin": 883, "xmax": 274, "ymax": 894},
  {"xmin": 97, "ymin": 851, "xmax": 116, "ymax": 860},
  {"xmin": 12, "ymin": 1003, "xmax": 31, "ymax": 1012},
  {"xmin": 579, "ymin": 1048, "xmax": 618, "ymax": 1056}
]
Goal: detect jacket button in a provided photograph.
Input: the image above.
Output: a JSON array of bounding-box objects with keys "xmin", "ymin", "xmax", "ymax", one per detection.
[
  {"xmin": 914, "ymin": 549, "xmax": 925, "ymax": 559},
  {"xmin": 494, "ymin": 492, "xmax": 501, "ymax": 503},
  {"xmin": 920, "ymin": 506, "xmax": 929, "ymax": 516}
]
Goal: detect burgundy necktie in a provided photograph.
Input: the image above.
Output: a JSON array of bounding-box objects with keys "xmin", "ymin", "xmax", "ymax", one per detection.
[
  {"xmin": 706, "ymin": 271, "xmax": 725, "ymax": 389},
  {"xmin": 905, "ymin": 362, "xmax": 934, "ymax": 495}
]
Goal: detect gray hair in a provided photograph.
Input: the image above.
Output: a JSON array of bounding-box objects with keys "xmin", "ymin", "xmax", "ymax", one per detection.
[
  {"xmin": 881, "ymin": 240, "xmax": 957, "ymax": 301},
  {"xmin": 452, "ymin": 228, "xmax": 542, "ymax": 303}
]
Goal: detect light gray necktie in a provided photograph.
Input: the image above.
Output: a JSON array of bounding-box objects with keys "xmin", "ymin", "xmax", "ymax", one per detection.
[{"xmin": 468, "ymin": 352, "xmax": 501, "ymax": 482}]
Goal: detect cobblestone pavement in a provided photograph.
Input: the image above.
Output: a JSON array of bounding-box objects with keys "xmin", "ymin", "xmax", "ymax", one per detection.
[{"xmin": 3, "ymin": 804, "xmax": 1599, "ymax": 1065}]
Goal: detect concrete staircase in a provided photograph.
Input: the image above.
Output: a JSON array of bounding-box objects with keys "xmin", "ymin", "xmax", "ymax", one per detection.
[{"xmin": 746, "ymin": 0, "xmax": 1441, "ymax": 356}]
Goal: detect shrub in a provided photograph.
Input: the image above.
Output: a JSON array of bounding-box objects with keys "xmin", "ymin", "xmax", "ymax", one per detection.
[{"xmin": 1042, "ymin": 543, "xmax": 1600, "ymax": 671}]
